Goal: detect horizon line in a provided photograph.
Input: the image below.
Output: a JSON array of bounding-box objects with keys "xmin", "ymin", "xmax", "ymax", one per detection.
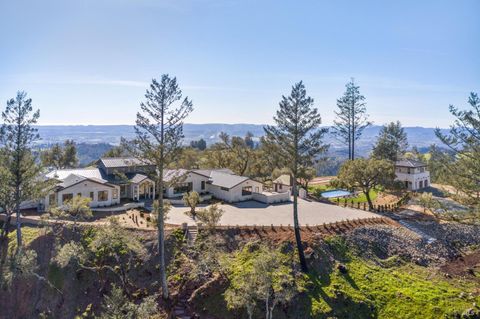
[{"xmin": 32, "ymin": 123, "xmax": 448, "ymax": 130}]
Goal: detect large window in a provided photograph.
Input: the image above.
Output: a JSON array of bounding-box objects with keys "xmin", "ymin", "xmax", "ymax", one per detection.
[
  {"xmin": 174, "ymin": 182, "xmax": 193, "ymax": 194},
  {"xmin": 62, "ymin": 193, "xmax": 73, "ymax": 203},
  {"xmin": 242, "ymin": 186, "xmax": 252, "ymax": 196},
  {"xmin": 98, "ymin": 190, "xmax": 109, "ymax": 202}
]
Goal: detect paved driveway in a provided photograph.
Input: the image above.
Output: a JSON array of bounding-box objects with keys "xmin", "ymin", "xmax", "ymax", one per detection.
[{"xmin": 166, "ymin": 198, "xmax": 379, "ymax": 226}]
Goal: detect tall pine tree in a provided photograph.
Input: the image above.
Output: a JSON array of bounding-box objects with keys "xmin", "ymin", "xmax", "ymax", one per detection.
[
  {"xmin": 435, "ymin": 92, "xmax": 480, "ymax": 202},
  {"xmin": 332, "ymin": 79, "xmax": 371, "ymax": 160},
  {"xmin": 371, "ymin": 121, "xmax": 408, "ymax": 162},
  {"xmin": 264, "ymin": 81, "xmax": 328, "ymax": 272},
  {"xmin": 0, "ymin": 92, "xmax": 47, "ymax": 250},
  {"xmin": 123, "ymin": 75, "xmax": 193, "ymax": 299}
]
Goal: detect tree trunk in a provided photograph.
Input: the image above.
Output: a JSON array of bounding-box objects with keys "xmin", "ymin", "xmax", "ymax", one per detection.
[
  {"xmin": 15, "ymin": 196, "xmax": 22, "ymax": 251},
  {"xmin": 365, "ymin": 189, "xmax": 373, "ymax": 210},
  {"xmin": 293, "ymin": 176, "xmax": 308, "ymax": 272},
  {"xmin": 158, "ymin": 174, "xmax": 169, "ymax": 300},
  {"xmin": 265, "ymin": 295, "xmax": 269, "ymax": 319},
  {"xmin": 351, "ymin": 97, "xmax": 356, "ymax": 160},
  {"xmin": 348, "ymin": 124, "xmax": 352, "ymax": 160},
  {"xmin": 1, "ymin": 213, "xmax": 11, "ymax": 239}
]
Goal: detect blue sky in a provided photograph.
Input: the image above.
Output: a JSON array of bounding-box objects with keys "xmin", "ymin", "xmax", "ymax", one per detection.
[{"xmin": 0, "ymin": 0, "xmax": 478, "ymax": 127}]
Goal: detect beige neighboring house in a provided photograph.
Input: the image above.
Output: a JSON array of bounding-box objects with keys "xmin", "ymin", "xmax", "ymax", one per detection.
[{"xmin": 394, "ymin": 159, "xmax": 430, "ymax": 191}]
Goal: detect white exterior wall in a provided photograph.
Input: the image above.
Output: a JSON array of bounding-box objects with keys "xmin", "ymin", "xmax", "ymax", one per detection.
[
  {"xmin": 395, "ymin": 171, "xmax": 431, "ymax": 191},
  {"xmin": 274, "ymin": 183, "xmax": 292, "ymax": 193},
  {"xmin": 208, "ymin": 180, "xmax": 263, "ymax": 203},
  {"xmin": 252, "ymin": 191, "xmax": 291, "ymax": 204},
  {"xmin": 165, "ymin": 172, "xmax": 210, "ymax": 198},
  {"xmin": 45, "ymin": 180, "xmax": 120, "ymax": 210}
]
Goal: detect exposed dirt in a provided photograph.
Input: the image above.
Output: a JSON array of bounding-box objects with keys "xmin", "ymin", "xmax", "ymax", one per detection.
[
  {"xmin": 373, "ymin": 193, "xmax": 401, "ymax": 206},
  {"xmin": 439, "ymin": 250, "xmax": 480, "ymax": 278},
  {"xmin": 309, "ymin": 176, "xmax": 335, "ymax": 185}
]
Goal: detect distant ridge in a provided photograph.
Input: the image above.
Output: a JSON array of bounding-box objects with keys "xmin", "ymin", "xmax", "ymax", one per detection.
[{"xmin": 34, "ymin": 124, "xmax": 448, "ymax": 151}]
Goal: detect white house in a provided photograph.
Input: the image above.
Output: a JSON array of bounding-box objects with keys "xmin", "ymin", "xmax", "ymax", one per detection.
[
  {"xmin": 38, "ymin": 157, "xmax": 290, "ymax": 211},
  {"xmin": 394, "ymin": 159, "xmax": 430, "ymax": 191},
  {"xmin": 42, "ymin": 157, "xmax": 156, "ymax": 210},
  {"xmin": 47, "ymin": 173, "xmax": 120, "ymax": 209},
  {"xmin": 163, "ymin": 168, "xmax": 289, "ymax": 203}
]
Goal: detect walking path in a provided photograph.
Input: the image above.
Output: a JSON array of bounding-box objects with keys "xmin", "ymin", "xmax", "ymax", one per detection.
[{"xmin": 397, "ymin": 220, "xmax": 437, "ymax": 243}]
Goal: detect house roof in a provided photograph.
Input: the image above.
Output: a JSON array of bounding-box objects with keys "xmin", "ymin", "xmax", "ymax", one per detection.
[
  {"xmin": 163, "ymin": 169, "xmax": 189, "ymax": 182},
  {"xmin": 99, "ymin": 157, "xmax": 152, "ymax": 168},
  {"xmin": 127, "ymin": 173, "xmax": 151, "ymax": 184},
  {"xmin": 162, "ymin": 168, "xmax": 250, "ymax": 189},
  {"xmin": 273, "ymin": 174, "xmax": 292, "ymax": 186},
  {"xmin": 208, "ymin": 170, "xmax": 250, "ymax": 189},
  {"xmin": 395, "ymin": 159, "xmax": 427, "ymax": 168},
  {"xmin": 192, "ymin": 168, "xmax": 234, "ymax": 177},
  {"xmin": 46, "ymin": 168, "xmax": 106, "ymax": 182},
  {"xmin": 57, "ymin": 173, "xmax": 115, "ymax": 190}
]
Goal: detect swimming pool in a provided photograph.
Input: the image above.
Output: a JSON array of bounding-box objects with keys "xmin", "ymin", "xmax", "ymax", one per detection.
[{"xmin": 320, "ymin": 189, "xmax": 352, "ymax": 198}]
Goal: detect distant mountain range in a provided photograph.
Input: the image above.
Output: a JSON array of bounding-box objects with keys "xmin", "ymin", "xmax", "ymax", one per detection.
[{"xmin": 35, "ymin": 124, "xmax": 448, "ymax": 151}]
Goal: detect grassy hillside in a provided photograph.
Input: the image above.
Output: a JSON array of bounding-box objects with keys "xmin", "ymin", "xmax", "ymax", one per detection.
[{"xmin": 1, "ymin": 224, "xmax": 479, "ymax": 318}]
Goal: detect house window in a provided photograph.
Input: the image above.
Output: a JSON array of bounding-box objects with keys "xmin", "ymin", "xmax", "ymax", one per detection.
[
  {"xmin": 89, "ymin": 192, "xmax": 94, "ymax": 200},
  {"xmin": 174, "ymin": 182, "xmax": 193, "ymax": 194},
  {"xmin": 98, "ymin": 190, "xmax": 108, "ymax": 202},
  {"xmin": 201, "ymin": 181, "xmax": 205, "ymax": 190},
  {"xmin": 62, "ymin": 193, "xmax": 73, "ymax": 203},
  {"xmin": 49, "ymin": 193, "xmax": 56, "ymax": 206},
  {"xmin": 242, "ymin": 186, "xmax": 252, "ymax": 196},
  {"xmin": 113, "ymin": 189, "xmax": 118, "ymax": 200},
  {"xmin": 221, "ymin": 187, "xmax": 229, "ymax": 191},
  {"xmin": 77, "ymin": 193, "xmax": 82, "ymax": 197}
]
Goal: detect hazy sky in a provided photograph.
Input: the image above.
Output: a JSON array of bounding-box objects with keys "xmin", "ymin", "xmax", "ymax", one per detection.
[{"xmin": 0, "ymin": 0, "xmax": 478, "ymax": 127}]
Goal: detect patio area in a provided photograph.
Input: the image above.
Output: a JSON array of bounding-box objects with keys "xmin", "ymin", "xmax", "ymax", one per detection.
[{"xmin": 165, "ymin": 198, "xmax": 380, "ymax": 226}]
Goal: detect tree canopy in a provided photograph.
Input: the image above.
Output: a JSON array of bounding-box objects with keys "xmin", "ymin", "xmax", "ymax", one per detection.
[
  {"xmin": 332, "ymin": 79, "xmax": 371, "ymax": 160},
  {"xmin": 336, "ymin": 158, "xmax": 395, "ymax": 209},
  {"xmin": 371, "ymin": 121, "xmax": 408, "ymax": 162}
]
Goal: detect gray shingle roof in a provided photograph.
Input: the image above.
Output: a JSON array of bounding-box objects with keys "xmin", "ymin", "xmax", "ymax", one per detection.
[
  {"xmin": 163, "ymin": 169, "xmax": 189, "ymax": 182},
  {"xmin": 208, "ymin": 170, "xmax": 249, "ymax": 189},
  {"xmin": 128, "ymin": 173, "xmax": 150, "ymax": 184},
  {"xmin": 57, "ymin": 173, "xmax": 114, "ymax": 190},
  {"xmin": 193, "ymin": 168, "xmax": 234, "ymax": 177},
  {"xmin": 46, "ymin": 168, "xmax": 106, "ymax": 182},
  {"xmin": 395, "ymin": 159, "xmax": 427, "ymax": 168},
  {"xmin": 99, "ymin": 157, "xmax": 152, "ymax": 168}
]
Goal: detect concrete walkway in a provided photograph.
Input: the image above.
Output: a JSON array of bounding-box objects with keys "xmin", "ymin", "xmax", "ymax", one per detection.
[{"xmin": 166, "ymin": 198, "xmax": 380, "ymax": 226}]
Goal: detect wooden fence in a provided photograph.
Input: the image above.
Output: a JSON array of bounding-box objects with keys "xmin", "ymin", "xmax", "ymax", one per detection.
[{"xmin": 330, "ymin": 192, "xmax": 412, "ymax": 213}]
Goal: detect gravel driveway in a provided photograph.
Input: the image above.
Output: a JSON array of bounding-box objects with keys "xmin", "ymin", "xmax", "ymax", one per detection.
[{"xmin": 166, "ymin": 198, "xmax": 379, "ymax": 226}]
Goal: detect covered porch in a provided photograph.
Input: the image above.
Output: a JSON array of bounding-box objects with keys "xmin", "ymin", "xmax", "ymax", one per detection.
[{"xmin": 119, "ymin": 175, "xmax": 156, "ymax": 201}]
